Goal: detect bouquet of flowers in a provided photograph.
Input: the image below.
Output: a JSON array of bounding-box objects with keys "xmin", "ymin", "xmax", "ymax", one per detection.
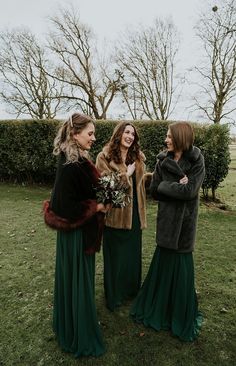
[{"xmin": 95, "ymin": 171, "xmax": 131, "ymax": 208}]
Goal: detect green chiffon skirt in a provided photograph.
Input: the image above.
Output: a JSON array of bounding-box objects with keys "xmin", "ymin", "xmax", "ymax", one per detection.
[
  {"xmin": 130, "ymin": 246, "xmax": 203, "ymax": 342},
  {"xmin": 53, "ymin": 228, "xmax": 105, "ymax": 357},
  {"xmin": 103, "ymin": 190, "xmax": 142, "ymax": 311}
]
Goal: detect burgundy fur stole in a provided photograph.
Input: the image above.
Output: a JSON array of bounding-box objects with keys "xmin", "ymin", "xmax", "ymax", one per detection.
[
  {"xmin": 42, "ymin": 159, "xmax": 105, "ymax": 254},
  {"xmin": 43, "ymin": 199, "xmax": 97, "ymax": 231},
  {"xmin": 43, "ymin": 200, "xmax": 105, "ymax": 254}
]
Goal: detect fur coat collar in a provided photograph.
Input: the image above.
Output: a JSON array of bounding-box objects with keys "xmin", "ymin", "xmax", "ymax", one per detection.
[{"xmin": 96, "ymin": 146, "xmax": 147, "ymax": 229}]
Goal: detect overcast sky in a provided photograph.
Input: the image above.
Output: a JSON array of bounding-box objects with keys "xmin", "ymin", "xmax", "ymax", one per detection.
[
  {"xmin": 0, "ymin": 0, "xmax": 200, "ymax": 39},
  {"xmin": 0, "ymin": 0, "xmax": 202, "ymax": 65},
  {"xmin": 0, "ymin": 0, "xmax": 235, "ymax": 132}
]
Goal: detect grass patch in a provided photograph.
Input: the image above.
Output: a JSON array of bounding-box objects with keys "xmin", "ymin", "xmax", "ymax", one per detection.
[
  {"xmin": 229, "ymin": 144, "xmax": 236, "ymax": 170},
  {"xmin": 203, "ymin": 144, "xmax": 236, "ymax": 210},
  {"xmin": 216, "ymin": 144, "xmax": 236, "ymax": 210},
  {"xmin": 0, "ymin": 182, "xmax": 236, "ymax": 366}
]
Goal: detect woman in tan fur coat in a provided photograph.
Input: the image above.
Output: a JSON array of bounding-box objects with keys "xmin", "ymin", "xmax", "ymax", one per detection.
[{"xmin": 96, "ymin": 121, "xmax": 149, "ymax": 311}]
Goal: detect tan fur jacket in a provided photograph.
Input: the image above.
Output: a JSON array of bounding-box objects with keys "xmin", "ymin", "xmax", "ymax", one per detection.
[{"xmin": 96, "ymin": 146, "xmax": 150, "ymax": 230}]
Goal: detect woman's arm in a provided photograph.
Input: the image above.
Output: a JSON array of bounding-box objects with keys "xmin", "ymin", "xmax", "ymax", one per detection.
[
  {"xmin": 96, "ymin": 152, "xmax": 113, "ymax": 175},
  {"xmin": 58, "ymin": 166, "xmax": 98, "ymax": 221},
  {"xmin": 149, "ymin": 160, "xmax": 165, "ymax": 200},
  {"xmin": 157, "ymin": 154, "xmax": 205, "ymax": 200}
]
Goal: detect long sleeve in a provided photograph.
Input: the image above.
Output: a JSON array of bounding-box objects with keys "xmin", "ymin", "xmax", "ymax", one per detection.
[
  {"xmin": 50, "ymin": 160, "xmax": 98, "ymax": 222},
  {"xmin": 150, "ymin": 161, "xmax": 174, "ymax": 201},
  {"xmin": 59, "ymin": 166, "xmax": 97, "ymax": 221},
  {"xmin": 150, "ymin": 161, "xmax": 162, "ymax": 200},
  {"xmin": 157, "ymin": 154, "xmax": 205, "ymax": 201},
  {"xmin": 96, "ymin": 152, "xmax": 112, "ymax": 175}
]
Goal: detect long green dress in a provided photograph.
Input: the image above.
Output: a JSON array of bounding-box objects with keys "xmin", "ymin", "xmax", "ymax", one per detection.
[
  {"xmin": 53, "ymin": 228, "xmax": 105, "ymax": 357},
  {"xmin": 130, "ymin": 246, "xmax": 203, "ymax": 341},
  {"xmin": 103, "ymin": 176, "xmax": 142, "ymax": 311}
]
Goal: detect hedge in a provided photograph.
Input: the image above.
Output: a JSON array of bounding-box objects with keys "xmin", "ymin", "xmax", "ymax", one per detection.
[
  {"xmin": 193, "ymin": 123, "xmax": 231, "ymax": 199},
  {"xmin": 0, "ymin": 119, "xmax": 230, "ymax": 199},
  {"xmin": 0, "ymin": 120, "xmax": 59, "ymax": 183}
]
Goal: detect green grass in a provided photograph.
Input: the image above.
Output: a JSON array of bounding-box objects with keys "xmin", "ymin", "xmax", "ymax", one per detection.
[
  {"xmin": 0, "ymin": 177, "xmax": 236, "ymax": 365},
  {"xmin": 229, "ymin": 144, "xmax": 236, "ymax": 170},
  {"xmin": 216, "ymin": 144, "xmax": 236, "ymax": 210}
]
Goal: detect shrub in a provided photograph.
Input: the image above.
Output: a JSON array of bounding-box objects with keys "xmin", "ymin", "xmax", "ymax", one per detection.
[
  {"xmin": 194, "ymin": 123, "xmax": 231, "ymax": 200},
  {"xmin": 135, "ymin": 121, "xmax": 168, "ymax": 171},
  {"xmin": 90, "ymin": 120, "xmax": 117, "ymax": 160},
  {"xmin": 0, "ymin": 120, "xmax": 59, "ymax": 183},
  {"xmin": 0, "ymin": 119, "xmax": 230, "ymax": 200}
]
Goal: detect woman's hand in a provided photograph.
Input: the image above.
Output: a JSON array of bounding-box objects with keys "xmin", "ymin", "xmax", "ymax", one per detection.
[
  {"xmin": 127, "ymin": 162, "xmax": 136, "ymax": 177},
  {"xmin": 96, "ymin": 203, "xmax": 111, "ymax": 213},
  {"xmin": 179, "ymin": 175, "xmax": 188, "ymax": 185}
]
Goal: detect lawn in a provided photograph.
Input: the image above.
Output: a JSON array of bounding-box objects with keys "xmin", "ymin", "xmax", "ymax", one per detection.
[
  {"xmin": 0, "ymin": 154, "xmax": 236, "ymax": 365},
  {"xmin": 217, "ymin": 144, "xmax": 236, "ymax": 210}
]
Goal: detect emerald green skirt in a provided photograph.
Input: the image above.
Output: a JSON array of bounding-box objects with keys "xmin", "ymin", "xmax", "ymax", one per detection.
[
  {"xmin": 53, "ymin": 229, "xmax": 105, "ymax": 357},
  {"xmin": 103, "ymin": 195, "xmax": 142, "ymax": 311},
  {"xmin": 130, "ymin": 247, "xmax": 203, "ymax": 341}
]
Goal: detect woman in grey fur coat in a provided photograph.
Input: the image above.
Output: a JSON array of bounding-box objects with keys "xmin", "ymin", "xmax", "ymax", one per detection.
[{"xmin": 130, "ymin": 121, "xmax": 205, "ymax": 342}]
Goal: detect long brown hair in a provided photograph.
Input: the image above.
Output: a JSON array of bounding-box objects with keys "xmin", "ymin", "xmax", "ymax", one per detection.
[
  {"xmin": 53, "ymin": 113, "xmax": 94, "ymax": 163},
  {"xmin": 106, "ymin": 121, "xmax": 141, "ymax": 164},
  {"xmin": 169, "ymin": 122, "xmax": 194, "ymax": 152}
]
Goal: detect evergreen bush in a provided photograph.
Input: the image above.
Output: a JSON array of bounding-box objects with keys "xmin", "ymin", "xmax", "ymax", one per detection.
[
  {"xmin": 194, "ymin": 123, "xmax": 231, "ymax": 199},
  {"xmin": 0, "ymin": 120, "xmax": 58, "ymax": 183},
  {"xmin": 0, "ymin": 119, "xmax": 230, "ymax": 200}
]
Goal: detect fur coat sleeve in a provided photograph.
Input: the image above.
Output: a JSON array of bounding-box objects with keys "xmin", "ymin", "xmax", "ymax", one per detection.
[
  {"xmin": 157, "ymin": 148, "xmax": 205, "ymax": 200},
  {"xmin": 150, "ymin": 146, "xmax": 205, "ymax": 252},
  {"xmin": 95, "ymin": 149, "xmax": 131, "ymax": 189}
]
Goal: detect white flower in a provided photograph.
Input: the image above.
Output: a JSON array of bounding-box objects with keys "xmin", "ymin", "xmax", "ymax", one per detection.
[{"xmin": 95, "ymin": 172, "xmax": 130, "ymax": 208}]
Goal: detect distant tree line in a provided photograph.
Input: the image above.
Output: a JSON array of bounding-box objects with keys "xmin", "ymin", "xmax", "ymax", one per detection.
[{"xmin": 0, "ymin": 0, "xmax": 235, "ymax": 124}]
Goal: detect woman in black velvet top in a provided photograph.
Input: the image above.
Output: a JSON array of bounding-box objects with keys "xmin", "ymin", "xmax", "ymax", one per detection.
[{"xmin": 43, "ymin": 113, "xmax": 109, "ymax": 358}]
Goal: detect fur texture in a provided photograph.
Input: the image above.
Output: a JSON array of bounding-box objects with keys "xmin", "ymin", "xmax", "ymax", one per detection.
[
  {"xmin": 43, "ymin": 155, "xmax": 105, "ymax": 254},
  {"xmin": 150, "ymin": 146, "xmax": 205, "ymax": 252},
  {"xmin": 43, "ymin": 199, "xmax": 97, "ymax": 231},
  {"xmin": 96, "ymin": 146, "xmax": 148, "ymax": 229}
]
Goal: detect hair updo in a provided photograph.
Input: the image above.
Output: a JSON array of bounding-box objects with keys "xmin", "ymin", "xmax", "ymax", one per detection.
[{"xmin": 53, "ymin": 113, "xmax": 94, "ymax": 163}]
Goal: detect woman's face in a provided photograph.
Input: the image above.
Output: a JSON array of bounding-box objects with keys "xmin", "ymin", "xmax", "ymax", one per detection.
[
  {"xmin": 165, "ymin": 129, "xmax": 174, "ymax": 152},
  {"xmin": 74, "ymin": 122, "xmax": 96, "ymax": 150},
  {"xmin": 120, "ymin": 125, "xmax": 135, "ymax": 150}
]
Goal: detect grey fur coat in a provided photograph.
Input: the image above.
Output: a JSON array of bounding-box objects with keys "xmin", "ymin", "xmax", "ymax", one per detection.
[{"xmin": 150, "ymin": 146, "xmax": 205, "ymax": 252}]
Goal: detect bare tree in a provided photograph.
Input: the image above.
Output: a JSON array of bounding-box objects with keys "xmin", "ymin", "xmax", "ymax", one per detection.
[
  {"xmin": 47, "ymin": 7, "xmax": 122, "ymax": 119},
  {"xmin": 194, "ymin": 0, "xmax": 236, "ymax": 124},
  {"xmin": 0, "ymin": 28, "xmax": 64, "ymax": 119},
  {"xmin": 115, "ymin": 18, "xmax": 181, "ymax": 120}
]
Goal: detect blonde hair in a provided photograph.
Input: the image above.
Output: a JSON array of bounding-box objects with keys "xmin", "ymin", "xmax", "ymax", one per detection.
[
  {"xmin": 53, "ymin": 113, "xmax": 94, "ymax": 163},
  {"xmin": 169, "ymin": 122, "xmax": 194, "ymax": 152}
]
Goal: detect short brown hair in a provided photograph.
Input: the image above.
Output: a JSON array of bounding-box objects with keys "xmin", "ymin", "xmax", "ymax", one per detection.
[{"xmin": 169, "ymin": 122, "xmax": 194, "ymax": 152}]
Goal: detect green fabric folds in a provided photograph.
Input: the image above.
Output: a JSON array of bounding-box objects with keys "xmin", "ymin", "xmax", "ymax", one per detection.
[
  {"xmin": 53, "ymin": 228, "xmax": 105, "ymax": 357},
  {"xmin": 130, "ymin": 247, "xmax": 203, "ymax": 342},
  {"xmin": 103, "ymin": 181, "xmax": 142, "ymax": 311}
]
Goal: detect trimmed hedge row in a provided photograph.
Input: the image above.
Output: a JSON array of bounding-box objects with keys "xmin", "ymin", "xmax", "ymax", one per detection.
[
  {"xmin": 0, "ymin": 119, "xmax": 230, "ymax": 199},
  {"xmin": 0, "ymin": 120, "xmax": 59, "ymax": 183}
]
